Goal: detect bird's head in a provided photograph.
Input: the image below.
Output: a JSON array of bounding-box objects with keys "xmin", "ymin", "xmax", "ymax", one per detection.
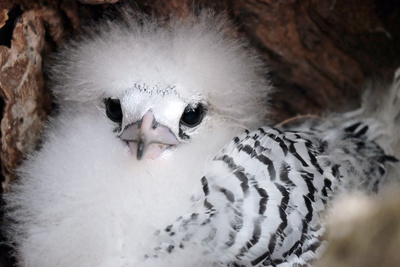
[
  {"xmin": 50, "ymin": 11, "xmax": 272, "ymax": 161},
  {"xmin": 103, "ymin": 84, "xmax": 207, "ymax": 160}
]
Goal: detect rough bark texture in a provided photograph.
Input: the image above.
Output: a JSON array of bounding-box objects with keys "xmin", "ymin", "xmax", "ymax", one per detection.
[
  {"xmin": 0, "ymin": 9, "xmax": 49, "ymax": 192},
  {"xmin": 0, "ymin": 0, "xmax": 399, "ymax": 265}
]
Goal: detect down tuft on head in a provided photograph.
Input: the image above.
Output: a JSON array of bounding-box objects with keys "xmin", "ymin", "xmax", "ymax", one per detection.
[{"xmin": 49, "ymin": 9, "xmax": 272, "ymax": 129}]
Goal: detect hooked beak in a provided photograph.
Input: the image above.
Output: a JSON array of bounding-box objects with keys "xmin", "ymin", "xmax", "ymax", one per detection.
[{"xmin": 119, "ymin": 111, "xmax": 180, "ymax": 160}]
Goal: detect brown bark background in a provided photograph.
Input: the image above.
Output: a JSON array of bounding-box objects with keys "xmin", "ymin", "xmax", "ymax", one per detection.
[{"xmin": 0, "ymin": 0, "xmax": 399, "ymax": 265}]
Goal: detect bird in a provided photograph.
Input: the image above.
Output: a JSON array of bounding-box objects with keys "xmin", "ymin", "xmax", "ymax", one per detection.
[{"xmin": 4, "ymin": 8, "xmax": 400, "ymax": 267}]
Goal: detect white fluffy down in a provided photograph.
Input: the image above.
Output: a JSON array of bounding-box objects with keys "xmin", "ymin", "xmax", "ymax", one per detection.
[{"xmin": 9, "ymin": 111, "xmax": 242, "ymax": 266}]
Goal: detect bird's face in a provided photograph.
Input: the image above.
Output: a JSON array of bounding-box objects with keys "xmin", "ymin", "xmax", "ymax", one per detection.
[
  {"xmin": 52, "ymin": 14, "xmax": 271, "ymax": 163},
  {"xmin": 103, "ymin": 83, "xmax": 207, "ymax": 160}
]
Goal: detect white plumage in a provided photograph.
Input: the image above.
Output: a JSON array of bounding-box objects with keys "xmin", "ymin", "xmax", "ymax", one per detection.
[{"xmin": 4, "ymin": 9, "xmax": 400, "ymax": 267}]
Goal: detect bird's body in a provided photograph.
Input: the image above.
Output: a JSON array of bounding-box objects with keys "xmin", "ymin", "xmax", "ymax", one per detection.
[
  {"xmin": 5, "ymin": 11, "xmax": 272, "ymax": 266},
  {"xmin": 4, "ymin": 9, "xmax": 400, "ymax": 267}
]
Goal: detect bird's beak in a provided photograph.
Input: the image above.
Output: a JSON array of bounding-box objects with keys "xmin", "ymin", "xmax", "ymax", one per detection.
[{"xmin": 119, "ymin": 111, "xmax": 180, "ymax": 160}]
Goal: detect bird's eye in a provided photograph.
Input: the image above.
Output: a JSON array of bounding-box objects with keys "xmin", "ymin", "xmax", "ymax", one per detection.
[
  {"xmin": 180, "ymin": 104, "xmax": 205, "ymax": 127},
  {"xmin": 105, "ymin": 98, "xmax": 123, "ymax": 123}
]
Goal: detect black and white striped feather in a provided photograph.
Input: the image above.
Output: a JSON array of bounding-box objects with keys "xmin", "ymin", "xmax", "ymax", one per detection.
[{"xmin": 148, "ymin": 121, "xmax": 396, "ymax": 266}]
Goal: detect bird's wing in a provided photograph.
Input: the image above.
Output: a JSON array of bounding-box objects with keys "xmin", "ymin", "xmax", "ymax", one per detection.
[{"xmin": 148, "ymin": 121, "xmax": 395, "ymax": 266}]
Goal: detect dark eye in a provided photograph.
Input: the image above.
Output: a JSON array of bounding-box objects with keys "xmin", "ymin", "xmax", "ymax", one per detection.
[
  {"xmin": 180, "ymin": 104, "xmax": 205, "ymax": 127},
  {"xmin": 105, "ymin": 98, "xmax": 123, "ymax": 123}
]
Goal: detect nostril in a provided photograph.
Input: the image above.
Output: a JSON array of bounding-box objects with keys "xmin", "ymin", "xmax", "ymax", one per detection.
[{"xmin": 151, "ymin": 119, "xmax": 159, "ymax": 129}]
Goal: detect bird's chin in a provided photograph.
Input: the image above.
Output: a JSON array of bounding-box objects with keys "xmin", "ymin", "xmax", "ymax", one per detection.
[{"xmin": 126, "ymin": 141, "xmax": 176, "ymax": 160}]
